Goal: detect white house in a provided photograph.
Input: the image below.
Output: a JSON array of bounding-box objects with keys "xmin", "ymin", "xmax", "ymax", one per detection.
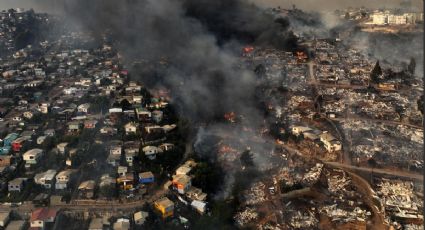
[
  {"xmin": 191, "ymin": 200, "xmax": 207, "ymax": 214},
  {"xmin": 142, "ymin": 146, "xmax": 163, "ymax": 160},
  {"xmin": 23, "ymin": 149, "xmax": 43, "ymax": 165},
  {"xmin": 124, "ymin": 122, "xmax": 137, "ymax": 135},
  {"xmin": 56, "ymin": 142, "xmax": 69, "ymax": 154},
  {"xmin": 319, "ymin": 132, "xmax": 342, "ymax": 152},
  {"xmin": 134, "ymin": 211, "xmax": 149, "ymax": 226},
  {"xmin": 291, "ymin": 126, "xmax": 313, "ymax": 136},
  {"xmin": 77, "ymin": 103, "xmax": 91, "ymax": 113},
  {"xmin": 55, "ymin": 169, "xmax": 76, "ymax": 190},
  {"xmin": 110, "ymin": 144, "xmax": 122, "ymax": 155},
  {"xmin": 34, "ymin": 170, "xmax": 57, "ymax": 189}
]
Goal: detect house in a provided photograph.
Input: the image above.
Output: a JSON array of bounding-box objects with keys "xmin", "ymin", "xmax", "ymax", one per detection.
[
  {"xmin": 55, "ymin": 169, "xmax": 76, "ymax": 190},
  {"xmin": 3, "ymin": 133, "xmax": 19, "ymax": 146},
  {"xmin": 56, "ymin": 142, "xmax": 68, "ymax": 154},
  {"xmin": 124, "ymin": 141, "xmax": 140, "ymax": 154},
  {"xmin": 77, "ymin": 103, "xmax": 91, "ymax": 113},
  {"xmin": 44, "ymin": 129, "xmax": 55, "ymax": 137},
  {"xmin": 0, "ymin": 146, "xmax": 11, "ymax": 155},
  {"xmin": 191, "ymin": 200, "xmax": 207, "ymax": 214},
  {"xmin": 135, "ymin": 107, "xmax": 151, "ymax": 121},
  {"xmin": 84, "ymin": 120, "xmax": 98, "ymax": 129},
  {"xmin": 67, "ymin": 121, "xmax": 81, "ymax": 133},
  {"xmin": 152, "ymin": 110, "xmax": 163, "ymax": 123},
  {"xmin": 320, "ymin": 132, "xmax": 342, "ymax": 152},
  {"xmin": 11, "ymin": 136, "xmax": 30, "ymax": 152},
  {"xmin": 142, "ymin": 146, "xmax": 163, "ymax": 160},
  {"xmin": 113, "ymin": 218, "xmax": 130, "ymax": 230},
  {"xmin": 109, "ymin": 142, "xmax": 122, "ymax": 155},
  {"xmin": 117, "ymin": 173, "xmax": 134, "ymax": 191},
  {"xmin": 100, "ymin": 126, "xmax": 117, "ymax": 136},
  {"xmin": 125, "ymin": 152, "xmax": 136, "ymax": 166},
  {"xmin": 5, "ymin": 220, "xmax": 26, "ymax": 230},
  {"xmin": 88, "ymin": 218, "xmax": 103, "ymax": 230},
  {"xmin": 33, "ymin": 193, "xmax": 50, "ymax": 207},
  {"xmin": 176, "ymin": 160, "xmax": 197, "ymax": 175},
  {"xmin": 34, "ymin": 170, "xmax": 57, "ymax": 189},
  {"xmin": 186, "ymin": 187, "xmax": 207, "ymax": 201},
  {"xmin": 99, "ymin": 174, "xmax": 116, "ymax": 188},
  {"xmin": 134, "ymin": 211, "xmax": 149, "ymax": 226},
  {"xmin": 117, "ymin": 166, "xmax": 128, "ymax": 177},
  {"xmin": 154, "ymin": 197, "xmax": 174, "ymax": 218},
  {"xmin": 0, "ymin": 156, "xmax": 12, "ymax": 167},
  {"xmin": 159, "ymin": 143, "xmax": 174, "ymax": 152},
  {"xmin": 37, "ymin": 103, "xmax": 49, "ymax": 114},
  {"xmin": 30, "ymin": 208, "xmax": 57, "ymax": 230},
  {"xmin": 8, "ymin": 178, "xmax": 26, "ymax": 192},
  {"xmin": 23, "ymin": 111, "xmax": 34, "ymax": 119},
  {"xmin": 176, "ymin": 165, "xmax": 192, "ymax": 175},
  {"xmin": 107, "ymin": 153, "xmax": 121, "ymax": 167},
  {"xmin": 303, "ymin": 131, "xmax": 320, "ymax": 141},
  {"xmin": 144, "ymin": 125, "xmax": 162, "ymax": 134},
  {"xmin": 78, "ymin": 180, "xmax": 96, "ymax": 199},
  {"xmin": 23, "ymin": 148, "xmax": 43, "ymax": 167},
  {"xmin": 124, "ymin": 122, "xmax": 137, "ymax": 135},
  {"xmin": 0, "ymin": 211, "xmax": 10, "ymax": 228},
  {"xmin": 139, "ymin": 171, "xmax": 154, "ymax": 184},
  {"xmin": 37, "ymin": 136, "xmax": 46, "ymax": 145},
  {"xmin": 291, "ymin": 126, "xmax": 313, "ymax": 136},
  {"xmin": 172, "ymin": 174, "xmax": 192, "ymax": 194}
]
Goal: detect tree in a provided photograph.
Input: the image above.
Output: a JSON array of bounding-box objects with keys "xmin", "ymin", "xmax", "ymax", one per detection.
[
  {"xmin": 370, "ymin": 61, "xmax": 382, "ymax": 83},
  {"xmin": 367, "ymin": 157, "xmax": 377, "ymax": 184},
  {"xmin": 254, "ymin": 64, "xmax": 266, "ymax": 79},
  {"xmin": 344, "ymin": 12, "xmax": 350, "ymax": 20},
  {"xmin": 417, "ymin": 96, "xmax": 424, "ymax": 115},
  {"xmin": 120, "ymin": 99, "xmax": 132, "ymax": 111},
  {"xmin": 240, "ymin": 149, "xmax": 254, "ymax": 168},
  {"xmin": 407, "ymin": 57, "xmax": 416, "ymax": 75}
]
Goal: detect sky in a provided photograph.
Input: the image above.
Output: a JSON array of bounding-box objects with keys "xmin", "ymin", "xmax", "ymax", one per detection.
[{"xmin": 0, "ymin": 0, "xmax": 423, "ymax": 13}]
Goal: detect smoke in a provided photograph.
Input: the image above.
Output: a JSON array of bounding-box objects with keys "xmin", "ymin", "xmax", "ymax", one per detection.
[
  {"xmin": 346, "ymin": 32, "xmax": 424, "ymax": 78},
  {"xmin": 46, "ymin": 0, "xmax": 301, "ymax": 122},
  {"xmin": 248, "ymin": 0, "xmax": 423, "ymax": 11},
  {"xmin": 31, "ymin": 0, "xmax": 296, "ymax": 197}
]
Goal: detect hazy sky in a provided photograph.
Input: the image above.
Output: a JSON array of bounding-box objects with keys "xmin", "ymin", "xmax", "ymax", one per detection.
[
  {"xmin": 250, "ymin": 0, "xmax": 423, "ymax": 11},
  {"xmin": 0, "ymin": 0, "xmax": 423, "ymax": 13}
]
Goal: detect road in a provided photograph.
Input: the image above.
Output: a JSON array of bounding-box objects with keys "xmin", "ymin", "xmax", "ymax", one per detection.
[
  {"xmin": 330, "ymin": 115, "xmax": 423, "ymax": 130},
  {"xmin": 325, "ymin": 161, "xmax": 423, "ymax": 182},
  {"xmin": 280, "ymin": 144, "xmax": 423, "ymax": 182},
  {"xmin": 0, "ymin": 184, "xmax": 170, "ymax": 214}
]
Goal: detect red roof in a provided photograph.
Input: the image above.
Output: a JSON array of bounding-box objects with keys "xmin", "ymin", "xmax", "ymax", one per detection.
[{"xmin": 31, "ymin": 208, "xmax": 57, "ymax": 222}]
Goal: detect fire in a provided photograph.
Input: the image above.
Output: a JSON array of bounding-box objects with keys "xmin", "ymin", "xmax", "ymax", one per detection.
[
  {"xmin": 224, "ymin": 112, "xmax": 236, "ymax": 123},
  {"xmin": 295, "ymin": 51, "xmax": 308, "ymax": 59},
  {"xmin": 243, "ymin": 46, "xmax": 254, "ymax": 53},
  {"xmin": 219, "ymin": 145, "xmax": 238, "ymax": 154},
  {"xmin": 275, "ymin": 139, "xmax": 285, "ymax": 145}
]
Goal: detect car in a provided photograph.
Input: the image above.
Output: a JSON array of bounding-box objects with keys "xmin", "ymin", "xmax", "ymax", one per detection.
[{"xmin": 0, "ymin": 118, "xmax": 3, "ymax": 122}]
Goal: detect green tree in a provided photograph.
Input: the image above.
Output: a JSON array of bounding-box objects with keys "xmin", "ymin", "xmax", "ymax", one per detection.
[{"xmin": 370, "ymin": 61, "xmax": 382, "ymax": 83}]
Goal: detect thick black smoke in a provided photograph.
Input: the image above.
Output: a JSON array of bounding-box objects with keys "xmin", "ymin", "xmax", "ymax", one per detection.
[
  {"xmin": 182, "ymin": 0, "xmax": 299, "ymax": 50},
  {"xmin": 53, "ymin": 0, "xmax": 300, "ymax": 121}
]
